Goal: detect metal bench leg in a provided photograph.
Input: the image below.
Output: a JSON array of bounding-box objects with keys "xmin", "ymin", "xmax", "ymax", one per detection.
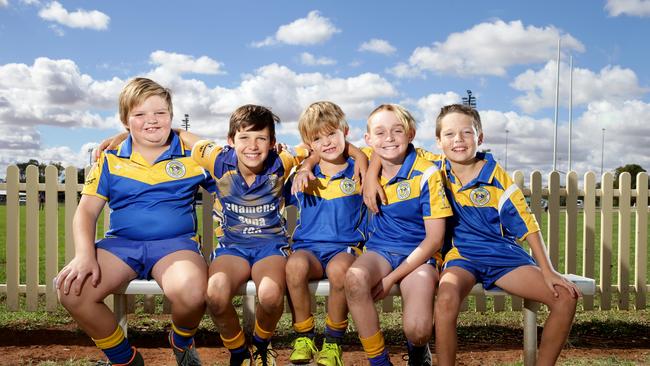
[
  {"xmin": 523, "ymin": 299, "xmax": 540, "ymax": 366},
  {"xmin": 114, "ymin": 294, "xmax": 128, "ymax": 338}
]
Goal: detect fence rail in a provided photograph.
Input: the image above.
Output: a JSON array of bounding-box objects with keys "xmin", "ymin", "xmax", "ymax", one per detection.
[{"xmin": 1, "ymin": 165, "xmax": 649, "ymax": 312}]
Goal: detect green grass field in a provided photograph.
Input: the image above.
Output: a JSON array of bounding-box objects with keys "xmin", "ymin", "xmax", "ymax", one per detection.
[{"xmin": 1, "ymin": 203, "xmax": 648, "ymax": 287}]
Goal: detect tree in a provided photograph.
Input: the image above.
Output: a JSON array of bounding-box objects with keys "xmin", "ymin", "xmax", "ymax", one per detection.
[
  {"xmin": 15, "ymin": 159, "xmax": 65, "ymax": 183},
  {"xmin": 614, "ymin": 164, "xmax": 646, "ymax": 190}
]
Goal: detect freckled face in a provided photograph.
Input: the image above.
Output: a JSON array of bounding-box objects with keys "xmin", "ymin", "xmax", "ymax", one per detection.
[
  {"xmin": 365, "ymin": 110, "xmax": 414, "ymax": 164},
  {"xmin": 436, "ymin": 112, "xmax": 483, "ymax": 164}
]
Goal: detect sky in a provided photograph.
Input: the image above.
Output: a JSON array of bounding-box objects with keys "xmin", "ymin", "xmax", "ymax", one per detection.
[{"xmin": 1, "ymin": 0, "xmax": 649, "ymax": 180}]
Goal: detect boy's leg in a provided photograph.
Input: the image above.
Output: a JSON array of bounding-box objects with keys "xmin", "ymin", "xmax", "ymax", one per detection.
[
  {"xmin": 285, "ymin": 250, "xmax": 322, "ymax": 363},
  {"xmin": 345, "ymin": 251, "xmax": 392, "ymax": 365},
  {"xmin": 57, "ymin": 248, "xmax": 139, "ymax": 365},
  {"xmin": 400, "ymin": 263, "xmax": 438, "ymax": 365},
  {"xmin": 495, "ymin": 266, "xmax": 578, "ymax": 366},
  {"xmin": 434, "ymin": 267, "xmax": 476, "ymax": 366},
  {"xmin": 317, "ymin": 252, "xmax": 356, "ymax": 366},
  {"xmin": 151, "ymin": 249, "xmax": 207, "ymax": 364},
  {"xmin": 206, "ymin": 255, "xmax": 251, "ymax": 364}
]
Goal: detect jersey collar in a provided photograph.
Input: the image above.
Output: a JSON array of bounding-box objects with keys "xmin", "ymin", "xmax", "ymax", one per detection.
[
  {"xmin": 116, "ymin": 132, "xmax": 184, "ymax": 163},
  {"xmin": 313, "ymin": 157, "xmax": 356, "ymax": 180},
  {"xmin": 444, "ymin": 151, "xmax": 498, "ymax": 190},
  {"xmin": 386, "ymin": 144, "xmax": 417, "ymax": 185}
]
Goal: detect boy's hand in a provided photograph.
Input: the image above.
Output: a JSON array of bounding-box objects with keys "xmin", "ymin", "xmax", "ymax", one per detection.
[
  {"xmin": 371, "ymin": 277, "xmax": 395, "ymax": 301},
  {"xmin": 363, "ymin": 176, "xmax": 386, "ymax": 214},
  {"xmin": 291, "ymin": 169, "xmax": 316, "ymax": 195},
  {"xmin": 274, "ymin": 142, "xmax": 289, "ymax": 154},
  {"xmin": 94, "ymin": 132, "xmax": 129, "ymax": 161},
  {"xmin": 542, "ymin": 269, "xmax": 582, "ymax": 299},
  {"xmin": 55, "ymin": 255, "xmax": 100, "ymax": 296},
  {"xmin": 353, "ymin": 155, "xmax": 368, "ymax": 186}
]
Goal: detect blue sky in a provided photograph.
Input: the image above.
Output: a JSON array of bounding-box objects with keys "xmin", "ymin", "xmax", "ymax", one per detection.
[{"xmin": 1, "ymin": 0, "xmax": 649, "ymax": 178}]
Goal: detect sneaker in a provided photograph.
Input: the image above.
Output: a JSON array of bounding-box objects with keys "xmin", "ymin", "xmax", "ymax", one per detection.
[
  {"xmin": 244, "ymin": 343, "xmax": 278, "ymax": 366},
  {"xmin": 169, "ymin": 330, "xmax": 202, "ymax": 366},
  {"xmin": 95, "ymin": 347, "xmax": 144, "ymax": 366},
  {"xmin": 316, "ymin": 339, "xmax": 343, "ymax": 366},
  {"xmin": 402, "ymin": 343, "xmax": 432, "ymax": 366},
  {"xmin": 229, "ymin": 348, "xmax": 252, "ymax": 366},
  {"xmin": 289, "ymin": 336, "xmax": 317, "ymax": 364}
]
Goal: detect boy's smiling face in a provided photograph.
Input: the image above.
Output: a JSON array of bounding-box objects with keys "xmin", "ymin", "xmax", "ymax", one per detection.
[
  {"xmin": 228, "ymin": 125, "xmax": 272, "ymax": 174},
  {"xmin": 309, "ymin": 127, "xmax": 347, "ymax": 164},
  {"xmin": 127, "ymin": 95, "xmax": 172, "ymax": 149},
  {"xmin": 365, "ymin": 110, "xmax": 414, "ymax": 165},
  {"xmin": 436, "ymin": 112, "xmax": 483, "ymax": 164}
]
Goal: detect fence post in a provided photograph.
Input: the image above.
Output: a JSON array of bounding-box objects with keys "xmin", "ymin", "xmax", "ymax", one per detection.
[
  {"xmin": 26, "ymin": 166, "xmax": 40, "ymax": 311},
  {"xmin": 45, "ymin": 166, "xmax": 60, "ymax": 311},
  {"xmin": 565, "ymin": 172, "xmax": 578, "ymax": 274},
  {"xmin": 6, "ymin": 165, "xmax": 20, "ymax": 311},
  {"xmin": 617, "ymin": 173, "xmax": 631, "ymax": 310},
  {"xmin": 582, "ymin": 172, "xmax": 596, "ymax": 310},
  {"xmin": 547, "ymin": 171, "xmax": 561, "ymax": 269},
  {"xmin": 635, "ymin": 173, "xmax": 648, "ymax": 310},
  {"xmin": 511, "ymin": 171, "xmax": 526, "ymax": 311},
  {"xmin": 64, "ymin": 166, "xmax": 79, "ymax": 264},
  {"xmin": 600, "ymin": 173, "xmax": 613, "ymax": 310}
]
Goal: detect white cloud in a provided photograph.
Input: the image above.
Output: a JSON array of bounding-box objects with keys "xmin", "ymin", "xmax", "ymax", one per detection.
[
  {"xmin": 21, "ymin": 0, "xmax": 40, "ymax": 5},
  {"xmin": 252, "ymin": 11, "xmax": 340, "ymax": 47},
  {"xmin": 149, "ymin": 51, "xmax": 226, "ymax": 77},
  {"xmin": 605, "ymin": 0, "xmax": 650, "ymax": 17},
  {"xmin": 512, "ymin": 61, "xmax": 647, "ymax": 113},
  {"xmin": 49, "ymin": 24, "xmax": 64, "ymax": 36},
  {"xmin": 393, "ymin": 20, "xmax": 584, "ymax": 77},
  {"xmin": 38, "ymin": 1, "xmax": 109, "ymax": 30},
  {"xmin": 300, "ymin": 52, "xmax": 336, "ymax": 66},
  {"xmin": 0, "ymin": 0, "xmax": 8, "ymax": 7},
  {"xmin": 409, "ymin": 92, "xmax": 462, "ymax": 141},
  {"xmin": 359, "ymin": 39, "xmax": 396, "ymax": 55}
]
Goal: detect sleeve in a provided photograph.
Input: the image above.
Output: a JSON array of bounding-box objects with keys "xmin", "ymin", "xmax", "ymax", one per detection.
[
  {"xmin": 415, "ymin": 148, "xmax": 444, "ymax": 164},
  {"xmin": 360, "ymin": 146, "xmax": 372, "ymax": 159},
  {"xmin": 279, "ymin": 147, "xmax": 310, "ymax": 181},
  {"xmin": 420, "ymin": 165, "xmax": 453, "ymax": 220},
  {"xmin": 191, "ymin": 140, "xmax": 223, "ymax": 178},
  {"xmin": 498, "ymin": 179, "xmax": 541, "ymax": 240},
  {"xmin": 200, "ymin": 170, "xmax": 217, "ymax": 194},
  {"xmin": 81, "ymin": 152, "xmax": 110, "ymax": 201}
]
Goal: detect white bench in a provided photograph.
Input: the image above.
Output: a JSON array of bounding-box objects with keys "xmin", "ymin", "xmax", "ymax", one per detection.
[{"xmin": 113, "ymin": 273, "xmax": 595, "ymax": 366}]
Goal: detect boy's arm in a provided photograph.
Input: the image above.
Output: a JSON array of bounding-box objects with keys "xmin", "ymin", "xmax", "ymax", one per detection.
[
  {"xmin": 362, "ymin": 153, "xmax": 387, "ymax": 214},
  {"xmin": 55, "ymin": 195, "xmax": 105, "ymax": 295},
  {"xmin": 291, "ymin": 150, "xmax": 318, "ymax": 195},
  {"xmin": 371, "ymin": 218, "xmax": 445, "ymax": 300},
  {"xmin": 94, "ymin": 131, "xmax": 129, "ymax": 161},
  {"xmin": 176, "ymin": 129, "xmax": 202, "ymax": 149},
  {"xmin": 526, "ymin": 232, "xmax": 581, "ymax": 298},
  {"xmin": 345, "ymin": 142, "xmax": 368, "ymax": 184}
]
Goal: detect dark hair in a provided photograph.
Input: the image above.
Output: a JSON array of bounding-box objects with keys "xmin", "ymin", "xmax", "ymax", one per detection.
[
  {"xmin": 435, "ymin": 104, "xmax": 482, "ymax": 138},
  {"xmin": 228, "ymin": 104, "xmax": 279, "ymax": 143}
]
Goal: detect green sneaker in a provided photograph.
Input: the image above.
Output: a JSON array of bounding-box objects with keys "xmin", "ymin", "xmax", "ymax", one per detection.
[
  {"xmin": 317, "ymin": 340, "xmax": 343, "ymax": 366},
  {"xmin": 289, "ymin": 336, "xmax": 317, "ymax": 364}
]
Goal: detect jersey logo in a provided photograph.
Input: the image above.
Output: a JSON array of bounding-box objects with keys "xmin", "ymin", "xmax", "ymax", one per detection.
[
  {"xmin": 469, "ymin": 187, "xmax": 490, "ymax": 206},
  {"xmin": 268, "ymin": 174, "xmax": 278, "ymax": 187},
  {"xmin": 396, "ymin": 181, "xmax": 411, "ymax": 200},
  {"xmin": 165, "ymin": 160, "xmax": 186, "ymax": 179},
  {"xmin": 200, "ymin": 143, "xmax": 217, "ymax": 159},
  {"xmin": 340, "ymin": 178, "xmax": 356, "ymax": 195}
]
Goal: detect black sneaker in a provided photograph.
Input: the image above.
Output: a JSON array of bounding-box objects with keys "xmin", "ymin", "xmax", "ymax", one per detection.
[
  {"xmin": 229, "ymin": 347, "xmax": 252, "ymax": 366},
  {"xmin": 403, "ymin": 343, "xmax": 432, "ymax": 366},
  {"xmin": 169, "ymin": 330, "xmax": 202, "ymax": 366},
  {"xmin": 95, "ymin": 347, "xmax": 144, "ymax": 366}
]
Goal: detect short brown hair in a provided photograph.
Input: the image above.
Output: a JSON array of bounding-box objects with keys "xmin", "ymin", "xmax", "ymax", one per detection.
[
  {"xmin": 367, "ymin": 104, "xmax": 416, "ymax": 134},
  {"xmin": 435, "ymin": 104, "xmax": 482, "ymax": 138},
  {"xmin": 119, "ymin": 78, "xmax": 173, "ymax": 127},
  {"xmin": 228, "ymin": 104, "xmax": 279, "ymax": 143},
  {"xmin": 298, "ymin": 101, "xmax": 348, "ymax": 144}
]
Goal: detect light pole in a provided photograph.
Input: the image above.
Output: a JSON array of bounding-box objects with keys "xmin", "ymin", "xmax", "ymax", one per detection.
[
  {"xmin": 600, "ymin": 128, "xmax": 605, "ymax": 177},
  {"xmin": 87, "ymin": 147, "xmax": 94, "ymax": 166},
  {"xmin": 552, "ymin": 38, "xmax": 561, "ymax": 171},
  {"xmin": 505, "ymin": 129, "xmax": 509, "ymax": 172}
]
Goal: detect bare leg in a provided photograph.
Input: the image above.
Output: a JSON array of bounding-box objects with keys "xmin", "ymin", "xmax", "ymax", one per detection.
[
  {"xmin": 57, "ymin": 249, "xmax": 137, "ymax": 338},
  {"xmin": 400, "ymin": 263, "xmax": 438, "ymax": 346},
  {"xmin": 251, "ymin": 255, "xmax": 288, "ymax": 332},
  {"xmin": 495, "ymin": 266, "xmax": 577, "ymax": 366},
  {"xmin": 285, "ymin": 250, "xmax": 323, "ymax": 323},
  {"xmin": 325, "ymin": 252, "xmax": 356, "ymax": 323},
  {"xmin": 344, "ymin": 252, "xmax": 391, "ymax": 338},
  {"xmin": 206, "ymin": 255, "xmax": 251, "ymax": 339},
  {"xmin": 434, "ymin": 267, "xmax": 476, "ymax": 366}
]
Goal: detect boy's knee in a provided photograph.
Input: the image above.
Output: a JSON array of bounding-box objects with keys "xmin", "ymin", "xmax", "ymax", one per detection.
[
  {"xmin": 206, "ymin": 277, "xmax": 231, "ymax": 313},
  {"xmin": 326, "ymin": 263, "xmax": 347, "ymax": 287},
  {"xmin": 549, "ymin": 287, "xmax": 578, "ymax": 313},
  {"xmin": 345, "ymin": 268, "xmax": 370, "ymax": 300},
  {"xmin": 257, "ymin": 283, "xmax": 284, "ymax": 311},
  {"xmin": 403, "ymin": 321, "xmax": 432, "ymax": 346},
  {"xmin": 285, "ymin": 258, "xmax": 310, "ymax": 285},
  {"xmin": 166, "ymin": 281, "xmax": 206, "ymax": 309},
  {"xmin": 434, "ymin": 291, "xmax": 462, "ymax": 319}
]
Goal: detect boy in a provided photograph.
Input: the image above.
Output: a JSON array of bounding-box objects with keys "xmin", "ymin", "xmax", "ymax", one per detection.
[
  {"xmin": 184, "ymin": 105, "xmax": 306, "ymax": 366},
  {"xmin": 346, "ymin": 104, "xmax": 452, "ymax": 366},
  {"xmin": 56, "ymin": 77, "xmax": 215, "ymax": 366},
  {"xmin": 285, "ymin": 101, "xmax": 367, "ymax": 366},
  {"xmin": 365, "ymin": 104, "xmax": 581, "ymax": 366}
]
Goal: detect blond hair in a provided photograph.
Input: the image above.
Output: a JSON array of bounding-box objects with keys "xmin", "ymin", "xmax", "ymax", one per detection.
[
  {"xmin": 435, "ymin": 104, "xmax": 482, "ymax": 138},
  {"xmin": 298, "ymin": 101, "xmax": 348, "ymax": 144},
  {"xmin": 367, "ymin": 104, "xmax": 416, "ymax": 134},
  {"xmin": 119, "ymin": 78, "xmax": 173, "ymax": 127}
]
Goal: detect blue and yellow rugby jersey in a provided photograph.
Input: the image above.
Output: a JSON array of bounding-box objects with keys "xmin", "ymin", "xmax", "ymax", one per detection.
[
  {"xmin": 364, "ymin": 144, "xmax": 453, "ymax": 256},
  {"xmin": 192, "ymin": 140, "xmax": 308, "ymax": 248},
  {"xmin": 286, "ymin": 157, "xmax": 367, "ymax": 248},
  {"xmin": 82, "ymin": 132, "xmax": 216, "ymax": 241},
  {"xmin": 436, "ymin": 152, "xmax": 540, "ymax": 266}
]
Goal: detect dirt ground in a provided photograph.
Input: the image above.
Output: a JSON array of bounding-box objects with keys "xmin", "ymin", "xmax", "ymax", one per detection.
[{"xmin": 1, "ymin": 323, "xmax": 649, "ymax": 366}]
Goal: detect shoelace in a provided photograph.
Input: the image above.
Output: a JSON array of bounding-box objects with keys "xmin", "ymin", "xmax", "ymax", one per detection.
[
  {"xmin": 293, "ymin": 337, "xmax": 317, "ymax": 352},
  {"xmin": 253, "ymin": 346, "xmax": 278, "ymax": 366},
  {"xmin": 320, "ymin": 342, "xmax": 343, "ymax": 366}
]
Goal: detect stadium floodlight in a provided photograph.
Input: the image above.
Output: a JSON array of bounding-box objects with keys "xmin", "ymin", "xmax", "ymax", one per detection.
[
  {"xmin": 181, "ymin": 114, "xmax": 190, "ymax": 131},
  {"xmin": 462, "ymin": 90, "xmax": 477, "ymax": 109}
]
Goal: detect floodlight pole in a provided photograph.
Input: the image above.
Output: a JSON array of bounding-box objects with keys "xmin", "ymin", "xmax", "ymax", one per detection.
[
  {"xmin": 552, "ymin": 38, "xmax": 561, "ymax": 172},
  {"xmin": 568, "ymin": 55, "xmax": 573, "ymax": 172}
]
